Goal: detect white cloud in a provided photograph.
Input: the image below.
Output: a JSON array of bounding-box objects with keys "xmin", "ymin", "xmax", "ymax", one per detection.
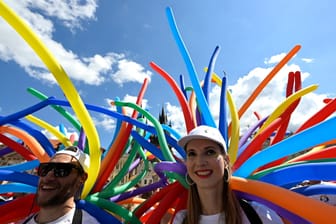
[
  {"xmin": 301, "ymin": 58, "xmax": 314, "ymax": 63},
  {"xmin": 121, "ymin": 94, "xmax": 149, "ymax": 116},
  {"xmin": 165, "ymin": 102, "xmax": 185, "ymax": 135},
  {"xmin": 0, "ymin": 1, "xmax": 152, "ymax": 86},
  {"xmin": 26, "ymin": 0, "xmax": 98, "ymax": 30},
  {"xmin": 111, "ymin": 59, "xmax": 152, "ymax": 86},
  {"xmin": 264, "ymin": 53, "xmax": 287, "ymax": 65},
  {"xmin": 92, "ymin": 114, "xmax": 116, "ymax": 131}
]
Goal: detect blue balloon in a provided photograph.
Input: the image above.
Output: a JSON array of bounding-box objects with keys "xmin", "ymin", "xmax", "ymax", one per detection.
[
  {"xmin": 0, "ymin": 160, "xmax": 39, "ymax": 172},
  {"xmin": 77, "ymin": 200, "xmax": 122, "ymax": 223},
  {"xmin": 0, "ymin": 183, "xmax": 36, "ymax": 194},
  {"xmin": 165, "ymin": 7, "xmax": 216, "ymax": 127},
  {"xmin": 131, "ymin": 130, "xmax": 165, "ymax": 160},
  {"xmin": 0, "ymin": 170, "xmax": 38, "ymax": 186},
  {"xmin": 234, "ymin": 117, "xmax": 336, "ymax": 177},
  {"xmin": 219, "ymin": 76, "xmax": 228, "ymax": 147},
  {"xmin": 0, "ymin": 97, "xmax": 54, "ymax": 125},
  {"xmin": 291, "ymin": 183, "xmax": 336, "ymax": 196},
  {"xmin": 257, "ymin": 162, "xmax": 336, "ymax": 188}
]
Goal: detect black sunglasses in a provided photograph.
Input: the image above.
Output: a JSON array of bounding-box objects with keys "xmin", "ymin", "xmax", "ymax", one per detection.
[{"xmin": 38, "ymin": 162, "xmax": 83, "ymax": 177}]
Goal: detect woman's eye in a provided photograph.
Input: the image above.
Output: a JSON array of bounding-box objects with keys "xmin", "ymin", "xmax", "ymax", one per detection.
[
  {"xmin": 187, "ymin": 151, "xmax": 196, "ymax": 157},
  {"xmin": 206, "ymin": 149, "xmax": 217, "ymax": 156}
]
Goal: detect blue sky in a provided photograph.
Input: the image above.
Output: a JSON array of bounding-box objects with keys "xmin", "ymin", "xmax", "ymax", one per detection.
[{"xmin": 1, "ymin": 0, "xmax": 335, "ymax": 148}]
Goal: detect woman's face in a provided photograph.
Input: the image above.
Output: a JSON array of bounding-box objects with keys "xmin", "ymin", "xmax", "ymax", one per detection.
[{"xmin": 185, "ymin": 138, "xmax": 228, "ymax": 189}]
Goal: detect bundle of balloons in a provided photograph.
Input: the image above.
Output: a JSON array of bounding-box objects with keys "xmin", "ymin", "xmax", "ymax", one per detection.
[{"xmin": 1, "ymin": 2, "xmax": 336, "ymax": 223}]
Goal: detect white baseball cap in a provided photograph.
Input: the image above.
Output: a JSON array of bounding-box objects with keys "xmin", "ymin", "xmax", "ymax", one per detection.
[
  {"xmin": 54, "ymin": 146, "xmax": 90, "ymax": 173},
  {"xmin": 177, "ymin": 125, "xmax": 227, "ymax": 153}
]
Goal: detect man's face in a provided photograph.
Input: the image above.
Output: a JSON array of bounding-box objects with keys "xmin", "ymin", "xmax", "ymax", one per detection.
[{"xmin": 36, "ymin": 154, "xmax": 84, "ymax": 207}]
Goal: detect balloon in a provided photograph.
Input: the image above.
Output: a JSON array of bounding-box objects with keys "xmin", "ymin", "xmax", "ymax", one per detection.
[
  {"xmin": 236, "ymin": 191, "xmax": 309, "ymax": 223},
  {"xmin": 0, "ymin": 160, "xmax": 39, "ymax": 172},
  {"xmin": 234, "ymin": 117, "xmax": 336, "ymax": 177},
  {"xmin": 0, "ymin": 183, "xmax": 36, "ymax": 194},
  {"xmin": 226, "ymin": 80, "xmax": 240, "ymax": 164},
  {"xmin": 233, "ymin": 118, "xmax": 283, "ymax": 171},
  {"xmin": 288, "ymin": 145, "xmax": 336, "ymax": 163},
  {"xmin": 104, "ymin": 97, "xmax": 123, "ymax": 158},
  {"xmin": 77, "ymin": 200, "xmax": 122, "ymax": 223},
  {"xmin": 295, "ymin": 97, "xmax": 336, "ymax": 133},
  {"xmin": 0, "ymin": 133, "xmax": 37, "ymax": 161},
  {"xmin": 0, "ymin": 97, "xmax": 53, "ymax": 126},
  {"xmin": 150, "ymin": 61, "xmax": 195, "ymax": 132},
  {"xmin": 219, "ymin": 76, "xmax": 228, "ymax": 148},
  {"xmin": 27, "ymin": 87, "xmax": 81, "ymax": 131},
  {"xmin": 165, "ymin": 7, "xmax": 216, "ymax": 127},
  {"xmin": 2, "ymin": 117, "xmax": 55, "ymax": 157},
  {"xmin": 94, "ymin": 78, "xmax": 149, "ymax": 192},
  {"xmin": 231, "ymin": 177, "xmax": 336, "ymax": 223},
  {"xmin": 25, "ymin": 114, "xmax": 73, "ymax": 148},
  {"xmin": 238, "ymin": 116, "xmax": 267, "ymax": 149},
  {"xmin": 235, "ymin": 45, "xmax": 301, "ymax": 120},
  {"xmin": 291, "ymin": 183, "xmax": 336, "ymax": 196},
  {"xmin": 256, "ymin": 162, "xmax": 336, "ymax": 188},
  {"xmin": 0, "ymin": 194, "xmax": 39, "ymax": 223},
  {"xmin": 77, "ymin": 127, "xmax": 86, "ymax": 150},
  {"xmin": 86, "ymin": 195, "xmax": 141, "ymax": 223},
  {"xmin": 0, "ymin": 170, "xmax": 38, "ymax": 187},
  {"xmin": 0, "ymin": 126, "xmax": 50, "ymax": 162},
  {"xmin": 256, "ymin": 84, "xmax": 318, "ymax": 135}
]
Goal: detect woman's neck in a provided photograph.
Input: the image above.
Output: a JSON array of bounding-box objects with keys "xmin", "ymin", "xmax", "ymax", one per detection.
[{"xmin": 197, "ymin": 186, "xmax": 224, "ymax": 215}]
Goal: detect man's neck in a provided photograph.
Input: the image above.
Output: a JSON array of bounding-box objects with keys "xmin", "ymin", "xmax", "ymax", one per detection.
[{"xmin": 36, "ymin": 202, "xmax": 75, "ymax": 223}]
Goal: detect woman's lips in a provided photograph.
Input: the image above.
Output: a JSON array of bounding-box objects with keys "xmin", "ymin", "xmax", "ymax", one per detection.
[{"xmin": 195, "ymin": 169, "xmax": 212, "ymax": 178}]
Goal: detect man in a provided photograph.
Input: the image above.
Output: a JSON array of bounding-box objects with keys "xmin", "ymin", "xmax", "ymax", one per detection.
[{"xmin": 21, "ymin": 146, "xmax": 100, "ymax": 223}]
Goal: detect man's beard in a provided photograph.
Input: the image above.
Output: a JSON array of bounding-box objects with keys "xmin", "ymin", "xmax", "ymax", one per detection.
[{"xmin": 36, "ymin": 181, "xmax": 77, "ymax": 207}]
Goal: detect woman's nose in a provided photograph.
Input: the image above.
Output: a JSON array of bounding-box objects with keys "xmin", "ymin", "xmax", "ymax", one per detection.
[{"xmin": 196, "ymin": 155, "xmax": 207, "ymax": 166}]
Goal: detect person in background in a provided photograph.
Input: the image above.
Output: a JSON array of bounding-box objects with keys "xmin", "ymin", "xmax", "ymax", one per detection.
[
  {"xmin": 172, "ymin": 125, "xmax": 284, "ymax": 224},
  {"xmin": 20, "ymin": 146, "xmax": 100, "ymax": 224}
]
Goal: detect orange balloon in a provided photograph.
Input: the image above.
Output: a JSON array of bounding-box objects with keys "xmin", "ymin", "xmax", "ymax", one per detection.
[
  {"xmin": 0, "ymin": 126, "xmax": 50, "ymax": 162},
  {"xmin": 231, "ymin": 177, "xmax": 336, "ymax": 223}
]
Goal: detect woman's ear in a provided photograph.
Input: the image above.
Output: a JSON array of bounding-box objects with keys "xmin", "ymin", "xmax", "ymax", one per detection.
[
  {"xmin": 81, "ymin": 172, "xmax": 88, "ymax": 183},
  {"xmin": 224, "ymin": 154, "xmax": 230, "ymax": 164}
]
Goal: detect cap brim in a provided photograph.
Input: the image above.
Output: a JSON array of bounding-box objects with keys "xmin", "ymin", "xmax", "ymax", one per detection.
[{"xmin": 178, "ymin": 135, "xmax": 214, "ymax": 149}]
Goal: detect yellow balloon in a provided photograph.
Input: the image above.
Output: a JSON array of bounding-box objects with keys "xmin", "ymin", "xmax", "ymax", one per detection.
[
  {"xmin": 0, "ymin": 1, "xmax": 100, "ymax": 197},
  {"xmin": 25, "ymin": 115, "xmax": 73, "ymax": 147},
  {"xmin": 255, "ymin": 84, "xmax": 318, "ymax": 136},
  {"xmin": 227, "ymin": 89, "xmax": 240, "ymax": 164}
]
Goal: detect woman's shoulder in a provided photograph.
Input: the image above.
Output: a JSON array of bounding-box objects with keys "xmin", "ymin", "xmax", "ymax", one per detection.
[
  {"xmin": 172, "ymin": 209, "xmax": 187, "ymax": 224},
  {"xmin": 249, "ymin": 201, "xmax": 284, "ymax": 224}
]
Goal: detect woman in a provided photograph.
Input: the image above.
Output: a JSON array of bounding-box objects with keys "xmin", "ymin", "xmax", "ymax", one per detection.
[{"xmin": 173, "ymin": 125, "xmax": 283, "ymax": 224}]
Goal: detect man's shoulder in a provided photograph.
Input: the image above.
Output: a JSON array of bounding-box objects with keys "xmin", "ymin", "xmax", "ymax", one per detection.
[
  {"xmin": 17, "ymin": 214, "xmax": 36, "ymax": 224},
  {"xmin": 82, "ymin": 209, "xmax": 101, "ymax": 223}
]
